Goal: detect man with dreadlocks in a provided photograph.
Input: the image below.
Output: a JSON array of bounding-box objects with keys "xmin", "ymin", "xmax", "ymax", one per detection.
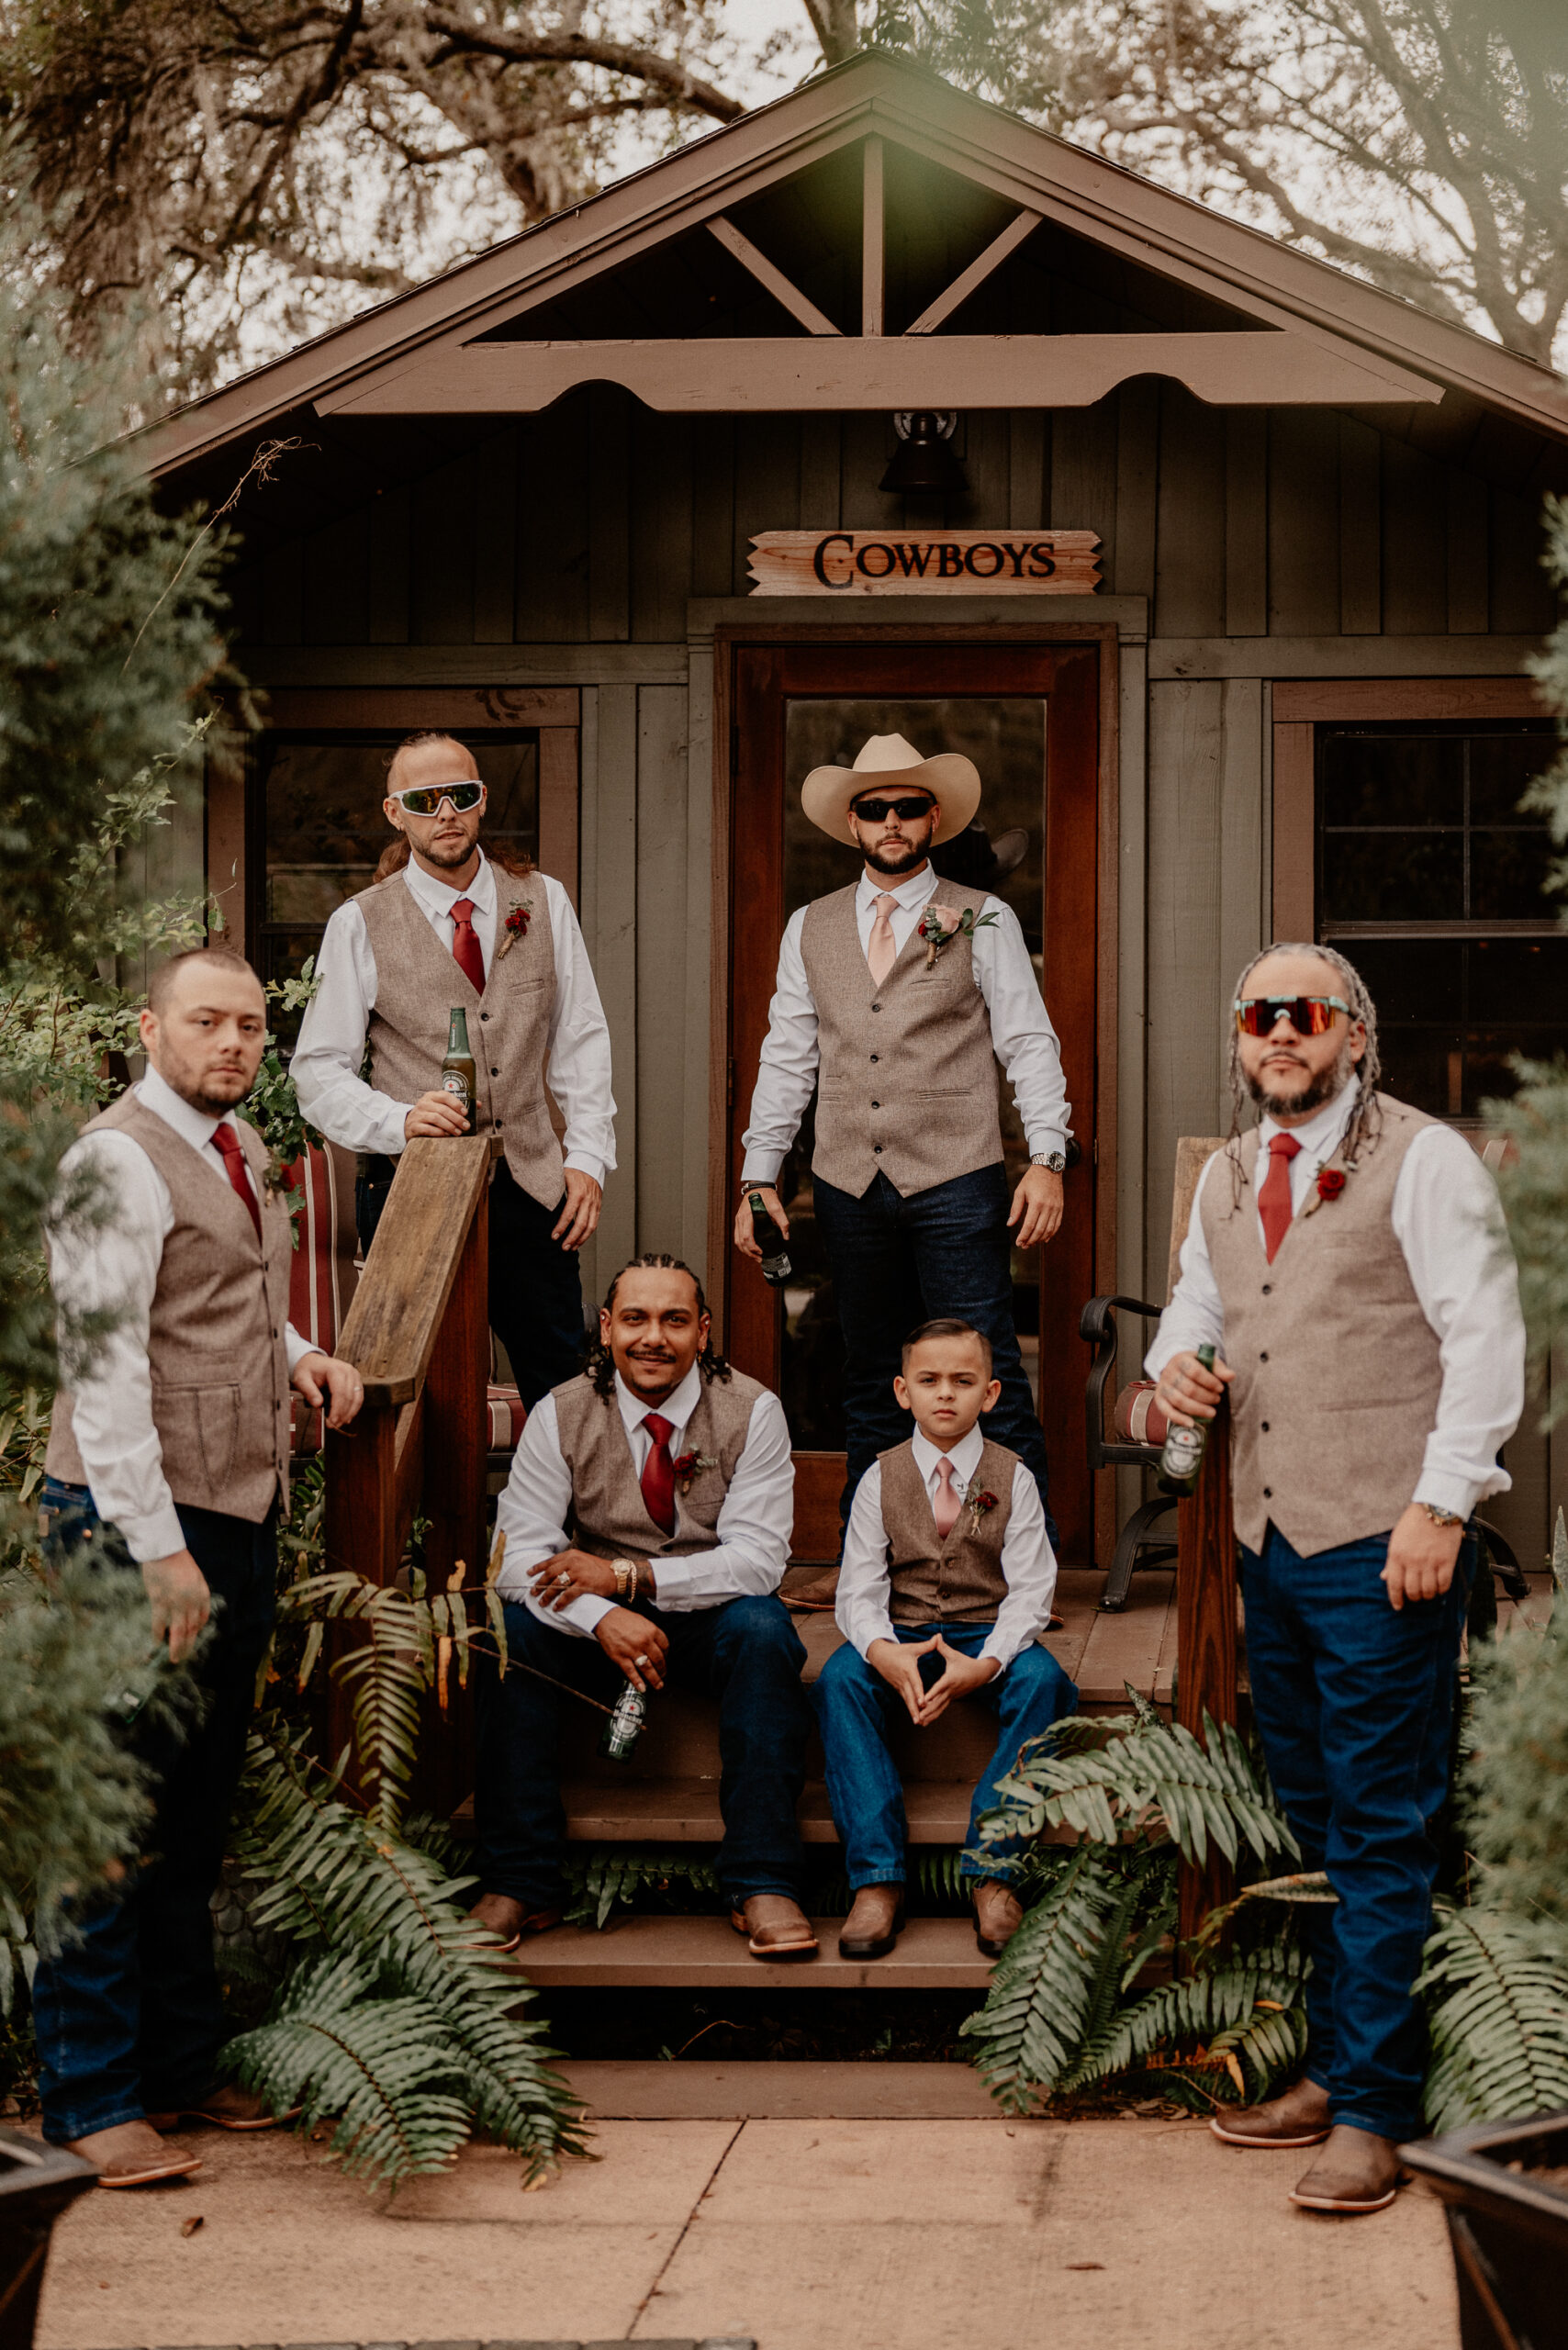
[
  {"xmin": 473, "ymin": 1254, "xmax": 817, "ymax": 1960},
  {"xmin": 1147, "ymin": 944, "xmax": 1524, "ymax": 2216}
]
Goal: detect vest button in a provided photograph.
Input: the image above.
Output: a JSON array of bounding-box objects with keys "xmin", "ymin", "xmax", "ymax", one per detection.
[
  {"xmin": 870, "ymin": 1100, "xmax": 879, "ymax": 1109},
  {"xmin": 481, "ymin": 1011, "xmax": 490, "ymax": 1021},
  {"xmin": 870, "ymin": 1002, "xmax": 882, "ymax": 1013},
  {"xmin": 870, "ymin": 1053, "xmax": 879, "ymax": 1063},
  {"xmin": 873, "ymin": 1145, "xmax": 883, "ymax": 1154},
  {"xmin": 1260, "ymin": 1421, "xmax": 1270, "ymax": 1433},
  {"xmin": 1263, "ymin": 1485, "xmax": 1272, "ymax": 1498},
  {"xmin": 1261, "ymin": 1283, "xmax": 1271, "ymax": 1294},
  {"xmin": 1260, "ymin": 1351, "xmax": 1268, "ymax": 1361},
  {"xmin": 492, "ymin": 1067, "xmax": 500, "ymax": 1076}
]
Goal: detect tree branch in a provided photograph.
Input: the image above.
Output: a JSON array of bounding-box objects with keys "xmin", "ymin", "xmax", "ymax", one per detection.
[{"xmin": 417, "ymin": 9, "xmax": 744, "ymax": 121}]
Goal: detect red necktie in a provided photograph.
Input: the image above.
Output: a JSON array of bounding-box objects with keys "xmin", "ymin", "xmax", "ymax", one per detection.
[
  {"xmin": 1258, "ymin": 1131, "xmax": 1303, "ymax": 1263},
  {"xmin": 212, "ymin": 1122, "xmax": 263, "ymax": 1245},
  {"xmin": 641, "ymin": 1412, "xmax": 676, "ymax": 1537},
  {"xmin": 450, "ymin": 897, "xmax": 485, "ymax": 993},
  {"xmin": 933, "ymin": 1457, "xmax": 960, "ymax": 1539}
]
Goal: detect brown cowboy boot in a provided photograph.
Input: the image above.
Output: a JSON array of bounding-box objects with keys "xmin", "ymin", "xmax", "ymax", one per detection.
[
  {"xmin": 469, "ymin": 1891, "xmax": 564, "ymax": 1953},
  {"xmin": 1290, "ymin": 2124, "xmax": 1405, "ymax": 2214},
  {"xmin": 64, "ymin": 2120, "xmax": 202, "ymax": 2188},
  {"xmin": 730, "ymin": 1893, "xmax": 819, "ymax": 1960},
  {"xmin": 144, "ymin": 2083, "xmax": 302, "ymax": 2132},
  {"xmin": 1210, "ymin": 2076, "xmax": 1332, "ymax": 2150},
  {"xmin": 838, "ymin": 1884, "xmax": 904, "ymax": 1960},
  {"xmin": 972, "ymin": 1879, "xmax": 1025, "ymax": 1958}
]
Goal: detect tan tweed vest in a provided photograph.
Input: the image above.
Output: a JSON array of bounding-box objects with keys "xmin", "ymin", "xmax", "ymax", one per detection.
[
  {"xmin": 553, "ymin": 1369, "xmax": 769, "ymax": 1572},
  {"xmin": 1200, "ymin": 1092, "xmax": 1444, "ymax": 1558},
  {"xmin": 801, "ymin": 881, "xmax": 1003, "ymax": 1198},
  {"xmin": 357, "ymin": 863, "xmax": 563, "ymax": 1209},
  {"xmin": 879, "ymin": 1437, "xmax": 1017, "ymax": 1626},
  {"xmin": 46, "ymin": 1092, "xmax": 293, "ymax": 1523}
]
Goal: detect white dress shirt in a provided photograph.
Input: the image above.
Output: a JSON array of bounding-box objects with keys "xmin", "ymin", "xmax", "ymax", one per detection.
[
  {"xmin": 836, "ymin": 1422, "xmax": 1059, "ymax": 1672},
  {"xmin": 741, "ymin": 861, "xmax": 1070, "ymax": 1184},
  {"xmin": 291, "ymin": 853, "xmax": 617, "ymax": 1182},
  {"xmin": 495, "ymin": 1365, "xmax": 795, "ymax": 1636},
  {"xmin": 48, "ymin": 1065, "xmax": 314, "ymax": 1563},
  {"xmin": 1146, "ymin": 1078, "xmax": 1526, "ymax": 1519}
]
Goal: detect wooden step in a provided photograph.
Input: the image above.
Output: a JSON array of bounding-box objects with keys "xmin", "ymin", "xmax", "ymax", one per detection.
[
  {"xmin": 453, "ymin": 1777, "xmax": 983, "ymax": 1844},
  {"xmin": 559, "ymin": 2059, "xmax": 1000, "ymax": 2118},
  {"xmin": 508, "ymin": 1912, "xmax": 996, "ymax": 1990}
]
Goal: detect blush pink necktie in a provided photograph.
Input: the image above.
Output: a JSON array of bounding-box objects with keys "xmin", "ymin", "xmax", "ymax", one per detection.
[
  {"xmin": 867, "ymin": 893, "xmax": 899, "ymax": 987},
  {"xmin": 1259, "ymin": 1131, "xmax": 1303, "ymax": 1263},
  {"xmin": 933, "ymin": 1458, "xmax": 960, "ymax": 1539}
]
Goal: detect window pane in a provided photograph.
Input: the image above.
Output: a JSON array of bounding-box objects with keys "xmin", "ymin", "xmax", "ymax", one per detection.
[
  {"xmin": 1341, "ymin": 938, "xmax": 1462, "ymax": 1026},
  {"xmin": 1320, "ymin": 734, "xmax": 1462, "ymax": 828},
  {"xmin": 1470, "ymin": 827, "xmax": 1556, "ymax": 922},
  {"xmin": 1471, "ymin": 937, "xmax": 1568, "ymax": 1028},
  {"xmin": 1470, "ymin": 733, "xmax": 1558, "ymax": 822},
  {"xmin": 1322, "ymin": 831, "xmax": 1462, "ymax": 923}
]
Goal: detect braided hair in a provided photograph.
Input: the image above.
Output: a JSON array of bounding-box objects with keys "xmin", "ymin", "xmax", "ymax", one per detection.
[
  {"xmin": 584, "ymin": 1253, "xmax": 733, "ymax": 1398},
  {"xmin": 1223, "ymin": 941, "xmax": 1383, "ymax": 1204}
]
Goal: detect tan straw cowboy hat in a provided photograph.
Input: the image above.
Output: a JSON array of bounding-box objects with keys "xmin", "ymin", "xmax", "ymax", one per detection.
[{"xmin": 801, "ymin": 733, "xmax": 982, "ymax": 845}]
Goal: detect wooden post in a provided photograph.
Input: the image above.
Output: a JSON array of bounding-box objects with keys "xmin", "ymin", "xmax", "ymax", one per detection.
[
  {"xmin": 420, "ymin": 1181, "xmax": 490, "ymax": 1818},
  {"xmin": 1176, "ymin": 1393, "xmax": 1238, "ymax": 1946}
]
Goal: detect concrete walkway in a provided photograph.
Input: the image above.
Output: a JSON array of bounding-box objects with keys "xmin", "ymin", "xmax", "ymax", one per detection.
[{"xmin": 36, "ymin": 2100, "xmax": 1458, "ymax": 2350}]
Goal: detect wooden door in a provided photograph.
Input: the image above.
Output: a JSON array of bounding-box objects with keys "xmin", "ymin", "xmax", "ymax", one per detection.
[{"xmin": 723, "ymin": 637, "xmax": 1103, "ymax": 1562}]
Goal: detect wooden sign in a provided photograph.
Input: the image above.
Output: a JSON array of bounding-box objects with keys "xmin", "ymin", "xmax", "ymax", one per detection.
[{"xmin": 748, "ymin": 529, "xmax": 1101, "ymax": 596}]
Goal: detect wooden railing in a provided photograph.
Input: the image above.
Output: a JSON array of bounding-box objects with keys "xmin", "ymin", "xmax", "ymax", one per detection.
[
  {"xmin": 1176, "ymin": 1393, "xmax": 1238, "ymax": 1944},
  {"xmin": 322, "ymin": 1132, "xmax": 498, "ymax": 1813}
]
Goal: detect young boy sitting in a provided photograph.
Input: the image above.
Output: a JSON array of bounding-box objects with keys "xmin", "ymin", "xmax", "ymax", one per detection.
[{"xmin": 812, "ymin": 1316, "xmax": 1077, "ymax": 1962}]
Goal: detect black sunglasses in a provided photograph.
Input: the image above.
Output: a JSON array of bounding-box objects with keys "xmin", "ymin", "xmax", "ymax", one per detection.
[
  {"xmin": 388, "ymin": 779, "xmax": 485, "ymax": 816},
  {"xmin": 850, "ymin": 794, "xmax": 935, "ymax": 823}
]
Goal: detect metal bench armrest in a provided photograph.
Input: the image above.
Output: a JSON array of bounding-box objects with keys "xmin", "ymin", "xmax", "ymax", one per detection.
[{"xmin": 1080, "ymin": 1292, "xmax": 1165, "ymax": 1476}]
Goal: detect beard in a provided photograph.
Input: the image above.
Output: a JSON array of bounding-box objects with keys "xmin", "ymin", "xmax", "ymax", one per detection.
[
  {"xmin": 862, "ymin": 837, "xmax": 930, "ymax": 877},
  {"xmin": 416, "ymin": 833, "xmax": 477, "ymax": 870},
  {"xmin": 1244, "ymin": 1034, "xmax": 1358, "ymax": 1122}
]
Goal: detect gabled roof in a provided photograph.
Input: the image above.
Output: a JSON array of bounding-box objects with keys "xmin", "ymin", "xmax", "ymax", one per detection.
[{"xmin": 144, "ymin": 49, "xmax": 1568, "ymax": 480}]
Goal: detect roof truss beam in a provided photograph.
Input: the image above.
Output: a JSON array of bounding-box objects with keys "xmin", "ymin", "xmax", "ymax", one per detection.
[
  {"xmin": 907, "ymin": 208, "xmax": 1044, "ymax": 335},
  {"xmin": 706, "ymin": 216, "xmax": 841, "ymax": 336}
]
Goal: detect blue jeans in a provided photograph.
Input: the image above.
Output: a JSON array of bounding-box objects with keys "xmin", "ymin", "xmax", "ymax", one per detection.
[
  {"xmin": 813, "ymin": 1166, "xmax": 1056, "ymax": 1547},
  {"xmin": 32, "ymin": 1478, "xmax": 277, "ymax": 2144},
  {"xmin": 359, "ymin": 1158, "xmax": 586, "ymax": 1409},
  {"xmin": 1241, "ymin": 1522, "xmax": 1473, "ymax": 2142},
  {"xmin": 476, "ymin": 1594, "xmax": 812, "ymax": 1907},
  {"xmin": 812, "ymin": 1625, "xmax": 1077, "ymax": 1889}
]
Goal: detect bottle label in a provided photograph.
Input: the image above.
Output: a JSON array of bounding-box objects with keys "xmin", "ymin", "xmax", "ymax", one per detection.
[
  {"xmin": 442, "ymin": 1071, "xmax": 472, "ymax": 1107},
  {"xmin": 1161, "ymin": 1425, "xmax": 1205, "ymax": 1477}
]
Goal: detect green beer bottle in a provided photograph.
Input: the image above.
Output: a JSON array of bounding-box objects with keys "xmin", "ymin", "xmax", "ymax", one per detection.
[
  {"xmin": 440, "ymin": 1005, "xmax": 476, "ymax": 1135},
  {"xmin": 748, "ymin": 1191, "xmax": 792, "ymax": 1287},
  {"xmin": 599, "ymin": 1682, "xmax": 647, "ymax": 1763},
  {"xmin": 1158, "ymin": 1342, "xmax": 1216, "ymax": 1497}
]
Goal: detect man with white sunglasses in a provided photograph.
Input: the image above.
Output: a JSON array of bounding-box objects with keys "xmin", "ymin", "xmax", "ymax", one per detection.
[
  {"xmin": 1148, "ymin": 942, "xmax": 1523, "ymax": 2217},
  {"xmin": 293, "ymin": 730, "xmax": 616, "ymax": 1403}
]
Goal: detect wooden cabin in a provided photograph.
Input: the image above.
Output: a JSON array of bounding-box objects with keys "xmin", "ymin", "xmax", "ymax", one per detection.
[{"xmin": 144, "ymin": 47, "xmax": 1568, "ymax": 1597}]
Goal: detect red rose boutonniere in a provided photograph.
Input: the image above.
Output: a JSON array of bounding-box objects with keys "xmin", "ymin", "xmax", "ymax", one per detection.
[
  {"xmin": 495, "ymin": 901, "xmax": 532, "ymax": 963},
  {"xmin": 964, "ymin": 1486, "xmax": 1001, "ymax": 1538},
  {"xmin": 671, "ymin": 1449, "xmax": 719, "ymax": 1498},
  {"xmin": 1302, "ymin": 1162, "xmax": 1350, "ymax": 1221},
  {"xmin": 918, "ymin": 901, "xmax": 1000, "ymax": 969}
]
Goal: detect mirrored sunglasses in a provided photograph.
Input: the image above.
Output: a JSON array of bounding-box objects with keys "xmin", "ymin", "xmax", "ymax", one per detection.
[
  {"xmin": 388, "ymin": 779, "xmax": 484, "ymax": 816},
  {"xmin": 850, "ymin": 794, "xmax": 935, "ymax": 823},
  {"xmin": 1234, "ymin": 993, "xmax": 1350, "ymax": 1038}
]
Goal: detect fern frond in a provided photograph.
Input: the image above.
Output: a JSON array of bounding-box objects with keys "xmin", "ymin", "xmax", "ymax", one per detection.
[
  {"xmin": 958, "ymin": 1846, "xmax": 1124, "ymax": 2111},
  {"xmin": 1418, "ymin": 1907, "xmax": 1568, "ymax": 2132},
  {"xmin": 1081, "ymin": 1940, "xmax": 1308, "ymax": 2095},
  {"xmin": 228, "ymin": 1723, "xmax": 585, "ymax": 2177},
  {"xmin": 562, "ymin": 1849, "xmax": 722, "ymax": 1930},
  {"xmin": 225, "ymin": 1950, "xmax": 474, "ymax": 2185},
  {"xmin": 978, "ymin": 1710, "xmax": 1297, "ymax": 1869}
]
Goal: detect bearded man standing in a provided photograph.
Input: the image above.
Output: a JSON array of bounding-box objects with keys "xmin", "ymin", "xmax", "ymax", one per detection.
[
  {"xmin": 39, "ymin": 947, "xmax": 364, "ymax": 2187},
  {"xmin": 736, "ymin": 735, "xmax": 1070, "ymax": 1539},
  {"xmin": 476, "ymin": 1255, "xmax": 815, "ymax": 1961},
  {"xmin": 292, "ymin": 729, "xmax": 615, "ymax": 1404},
  {"xmin": 1148, "ymin": 943, "xmax": 1524, "ymax": 2215}
]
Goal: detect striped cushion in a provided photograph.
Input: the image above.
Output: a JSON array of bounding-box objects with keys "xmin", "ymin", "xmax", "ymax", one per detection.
[
  {"xmin": 1113, "ymin": 1380, "xmax": 1169, "ymax": 1449},
  {"xmin": 487, "ymin": 1384, "xmax": 528, "ymax": 1452}
]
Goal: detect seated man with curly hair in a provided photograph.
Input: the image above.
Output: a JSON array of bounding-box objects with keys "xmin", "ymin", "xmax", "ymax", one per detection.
[{"xmin": 473, "ymin": 1254, "xmax": 816, "ymax": 1960}]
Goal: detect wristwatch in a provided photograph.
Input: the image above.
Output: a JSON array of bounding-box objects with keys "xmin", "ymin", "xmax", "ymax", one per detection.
[
  {"xmin": 1032, "ymin": 1151, "xmax": 1068, "ymax": 1174},
  {"xmin": 1417, "ymin": 1503, "xmax": 1464, "ymax": 1529}
]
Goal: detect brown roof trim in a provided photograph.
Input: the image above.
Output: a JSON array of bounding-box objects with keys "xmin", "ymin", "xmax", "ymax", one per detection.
[{"xmin": 140, "ymin": 50, "xmax": 1567, "ymax": 479}]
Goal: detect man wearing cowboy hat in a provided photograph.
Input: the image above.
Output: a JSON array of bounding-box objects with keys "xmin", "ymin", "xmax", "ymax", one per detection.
[{"xmin": 735, "ymin": 734, "xmax": 1070, "ymax": 1538}]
